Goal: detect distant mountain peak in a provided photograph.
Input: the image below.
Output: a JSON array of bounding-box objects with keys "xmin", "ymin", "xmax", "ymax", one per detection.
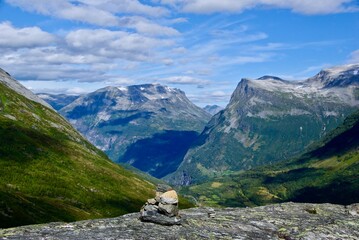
[
  {"xmin": 203, "ymin": 105, "xmax": 224, "ymax": 115},
  {"xmin": 59, "ymin": 83, "xmax": 211, "ymax": 178},
  {"xmin": 307, "ymin": 64, "xmax": 359, "ymax": 88},
  {"xmin": 257, "ymin": 75, "xmax": 284, "ymax": 81},
  {"xmin": 167, "ymin": 64, "xmax": 359, "ymax": 185}
]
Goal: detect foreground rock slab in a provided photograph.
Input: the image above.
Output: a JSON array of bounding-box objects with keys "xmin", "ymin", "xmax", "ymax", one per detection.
[{"xmin": 1, "ymin": 202, "xmax": 359, "ymax": 240}]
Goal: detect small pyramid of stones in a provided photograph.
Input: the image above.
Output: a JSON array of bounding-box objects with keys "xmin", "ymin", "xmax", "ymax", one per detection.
[{"xmin": 140, "ymin": 184, "xmax": 181, "ymax": 225}]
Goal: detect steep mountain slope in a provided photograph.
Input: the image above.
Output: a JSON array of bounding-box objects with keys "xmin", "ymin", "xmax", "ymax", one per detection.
[
  {"xmin": 59, "ymin": 84, "xmax": 211, "ymax": 177},
  {"xmin": 203, "ymin": 105, "xmax": 224, "ymax": 115},
  {"xmin": 167, "ymin": 64, "xmax": 359, "ymax": 185},
  {"xmin": 182, "ymin": 109, "xmax": 359, "ymax": 207},
  {"xmin": 0, "ymin": 69, "xmax": 156, "ymax": 228},
  {"xmin": 37, "ymin": 93, "xmax": 79, "ymax": 110},
  {"xmin": 0, "ymin": 69, "xmax": 52, "ymax": 109}
]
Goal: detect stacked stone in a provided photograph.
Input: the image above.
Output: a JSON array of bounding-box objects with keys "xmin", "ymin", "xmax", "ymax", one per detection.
[{"xmin": 140, "ymin": 184, "xmax": 181, "ymax": 225}]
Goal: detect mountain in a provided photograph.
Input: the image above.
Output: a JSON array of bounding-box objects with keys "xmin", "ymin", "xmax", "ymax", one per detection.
[
  {"xmin": 37, "ymin": 93, "xmax": 79, "ymax": 111},
  {"xmin": 59, "ymin": 84, "xmax": 211, "ymax": 178},
  {"xmin": 2, "ymin": 202, "xmax": 359, "ymax": 240},
  {"xmin": 181, "ymin": 109, "xmax": 359, "ymax": 207},
  {"xmin": 203, "ymin": 105, "xmax": 224, "ymax": 115},
  {"xmin": 167, "ymin": 64, "xmax": 359, "ymax": 185},
  {"xmin": 0, "ymin": 68, "xmax": 157, "ymax": 228},
  {"xmin": 0, "ymin": 69, "xmax": 52, "ymax": 109}
]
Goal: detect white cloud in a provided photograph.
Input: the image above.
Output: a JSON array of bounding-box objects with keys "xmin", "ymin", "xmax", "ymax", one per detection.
[
  {"xmin": 77, "ymin": 0, "xmax": 169, "ymax": 17},
  {"xmin": 0, "ymin": 22, "xmax": 55, "ymax": 48},
  {"xmin": 65, "ymin": 87, "xmax": 89, "ymax": 95},
  {"xmin": 159, "ymin": 0, "xmax": 358, "ymax": 14},
  {"xmin": 348, "ymin": 49, "xmax": 359, "ymax": 63},
  {"xmin": 6, "ymin": 0, "xmax": 179, "ymax": 36},
  {"xmin": 124, "ymin": 16, "xmax": 180, "ymax": 36},
  {"xmin": 187, "ymin": 89, "xmax": 232, "ymax": 106},
  {"xmin": 104, "ymin": 77, "xmax": 135, "ymax": 86},
  {"xmin": 161, "ymin": 76, "xmax": 210, "ymax": 86},
  {"xmin": 65, "ymin": 28, "xmax": 174, "ymax": 61}
]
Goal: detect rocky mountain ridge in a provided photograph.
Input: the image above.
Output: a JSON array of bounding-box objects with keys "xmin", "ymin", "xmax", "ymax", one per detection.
[
  {"xmin": 0, "ymin": 69, "xmax": 52, "ymax": 109},
  {"xmin": 58, "ymin": 84, "xmax": 211, "ymax": 178},
  {"xmin": 1, "ymin": 202, "xmax": 358, "ymax": 239},
  {"xmin": 167, "ymin": 64, "xmax": 359, "ymax": 185}
]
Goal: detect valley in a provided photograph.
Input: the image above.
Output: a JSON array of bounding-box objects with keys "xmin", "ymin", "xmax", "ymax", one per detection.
[{"xmin": 0, "ymin": 69, "xmax": 158, "ymax": 228}]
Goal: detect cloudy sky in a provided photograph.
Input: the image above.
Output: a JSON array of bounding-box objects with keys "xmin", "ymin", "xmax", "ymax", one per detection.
[{"xmin": 0, "ymin": 0, "xmax": 358, "ymax": 107}]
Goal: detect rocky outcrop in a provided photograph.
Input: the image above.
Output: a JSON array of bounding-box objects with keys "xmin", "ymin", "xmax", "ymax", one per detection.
[
  {"xmin": 140, "ymin": 184, "xmax": 181, "ymax": 225},
  {"xmin": 1, "ymin": 202, "xmax": 358, "ymax": 239}
]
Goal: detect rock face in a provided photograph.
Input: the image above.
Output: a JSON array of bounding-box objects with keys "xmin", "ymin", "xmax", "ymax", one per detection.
[
  {"xmin": 58, "ymin": 84, "xmax": 211, "ymax": 178},
  {"xmin": 167, "ymin": 64, "xmax": 359, "ymax": 185},
  {"xmin": 1, "ymin": 202, "xmax": 359, "ymax": 239},
  {"xmin": 140, "ymin": 184, "xmax": 181, "ymax": 225}
]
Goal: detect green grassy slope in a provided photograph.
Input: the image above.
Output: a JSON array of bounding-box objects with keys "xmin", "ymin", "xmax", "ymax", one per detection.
[
  {"xmin": 182, "ymin": 110, "xmax": 359, "ymax": 207},
  {"xmin": 0, "ymin": 80, "xmax": 157, "ymax": 228}
]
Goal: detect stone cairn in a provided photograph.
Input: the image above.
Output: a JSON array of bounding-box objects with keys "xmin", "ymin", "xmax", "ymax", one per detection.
[{"xmin": 140, "ymin": 184, "xmax": 181, "ymax": 225}]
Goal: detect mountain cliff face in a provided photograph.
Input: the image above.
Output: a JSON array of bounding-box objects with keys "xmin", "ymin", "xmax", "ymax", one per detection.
[
  {"xmin": 167, "ymin": 64, "xmax": 359, "ymax": 185},
  {"xmin": 0, "ymin": 69, "xmax": 156, "ymax": 228},
  {"xmin": 59, "ymin": 84, "xmax": 211, "ymax": 178},
  {"xmin": 1, "ymin": 202, "xmax": 358, "ymax": 239}
]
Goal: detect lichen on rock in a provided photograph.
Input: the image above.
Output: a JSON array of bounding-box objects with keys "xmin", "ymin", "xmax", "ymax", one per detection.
[{"xmin": 1, "ymin": 202, "xmax": 359, "ymax": 239}]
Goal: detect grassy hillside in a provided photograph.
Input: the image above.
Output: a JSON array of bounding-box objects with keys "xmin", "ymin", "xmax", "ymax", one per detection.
[
  {"xmin": 0, "ymin": 80, "xmax": 157, "ymax": 228},
  {"xmin": 182, "ymin": 110, "xmax": 359, "ymax": 207}
]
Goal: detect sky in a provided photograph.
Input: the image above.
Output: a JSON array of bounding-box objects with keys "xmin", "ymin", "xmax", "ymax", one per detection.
[{"xmin": 0, "ymin": 0, "xmax": 358, "ymax": 107}]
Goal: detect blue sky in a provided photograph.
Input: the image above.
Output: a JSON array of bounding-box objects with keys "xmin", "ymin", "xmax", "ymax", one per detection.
[{"xmin": 0, "ymin": 0, "xmax": 358, "ymax": 107}]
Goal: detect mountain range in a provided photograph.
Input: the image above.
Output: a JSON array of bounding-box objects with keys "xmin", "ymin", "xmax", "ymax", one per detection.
[
  {"xmin": 0, "ymin": 68, "xmax": 159, "ymax": 228},
  {"xmin": 2, "ymin": 63, "xmax": 359, "ymax": 229},
  {"xmin": 182, "ymin": 108, "xmax": 359, "ymax": 207},
  {"xmin": 55, "ymin": 84, "xmax": 211, "ymax": 178},
  {"xmin": 166, "ymin": 64, "xmax": 359, "ymax": 185}
]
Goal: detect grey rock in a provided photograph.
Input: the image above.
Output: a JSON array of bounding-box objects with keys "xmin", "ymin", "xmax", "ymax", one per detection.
[
  {"xmin": 140, "ymin": 187, "xmax": 179, "ymax": 224},
  {"xmin": 146, "ymin": 198, "xmax": 157, "ymax": 205},
  {"xmin": 140, "ymin": 211, "xmax": 182, "ymax": 226},
  {"xmin": 158, "ymin": 203, "xmax": 178, "ymax": 217},
  {"xmin": 1, "ymin": 202, "xmax": 359, "ymax": 240},
  {"xmin": 156, "ymin": 184, "xmax": 172, "ymax": 193},
  {"xmin": 347, "ymin": 203, "xmax": 359, "ymax": 216},
  {"xmin": 143, "ymin": 204, "xmax": 158, "ymax": 212}
]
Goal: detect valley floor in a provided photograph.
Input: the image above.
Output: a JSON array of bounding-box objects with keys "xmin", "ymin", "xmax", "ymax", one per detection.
[{"xmin": 1, "ymin": 202, "xmax": 358, "ymax": 239}]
